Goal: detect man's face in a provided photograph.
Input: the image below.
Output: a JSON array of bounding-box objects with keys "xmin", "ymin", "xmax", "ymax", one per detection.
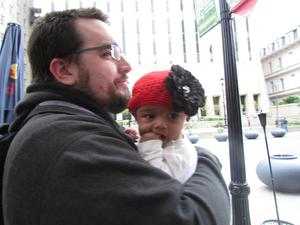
[
  {"xmin": 135, "ymin": 105, "xmax": 187, "ymax": 147},
  {"xmin": 70, "ymin": 18, "xmax": 132, "ymax": 113}
]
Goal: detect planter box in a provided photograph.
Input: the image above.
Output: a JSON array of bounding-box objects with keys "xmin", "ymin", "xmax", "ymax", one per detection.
[
  {"xmin": 256, "ymin": 154, "xmax": 300, "ymax": 193},
  {"xmin": 271, "ymin": 128, "xmax": 286, "ymax": 138},
  {"xmin": 215, "ymin": 132, "xmax": 228, "ymax": 142},
  {"xmin": 244, "ymin": 130, "xmax": 259, "ymax": 139},
  {"xmin": 187, "ymin": 134, "xmax": 199, "ymax": 144}
]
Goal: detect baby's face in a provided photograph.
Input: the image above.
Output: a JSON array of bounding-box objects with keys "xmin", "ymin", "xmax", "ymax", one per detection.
[{"xmin": 135, "ymin": 105, "xmax": 186, "ymax": 147}]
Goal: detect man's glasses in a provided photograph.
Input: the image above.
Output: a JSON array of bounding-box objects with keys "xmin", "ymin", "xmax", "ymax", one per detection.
[{"xmin": 63, "ymin": 44, "xmax": 123, "ymax": 61}]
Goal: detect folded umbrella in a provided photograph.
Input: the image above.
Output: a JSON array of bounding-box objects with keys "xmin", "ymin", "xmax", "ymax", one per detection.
[{"xmin": 0, "ymin": 23, "xmax": 24, "ymax": 124}]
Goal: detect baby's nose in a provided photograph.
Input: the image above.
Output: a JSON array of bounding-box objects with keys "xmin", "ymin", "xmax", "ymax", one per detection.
[{"xmin": 154, "ymin": 118, "xmax": 168, "ymax": 129}]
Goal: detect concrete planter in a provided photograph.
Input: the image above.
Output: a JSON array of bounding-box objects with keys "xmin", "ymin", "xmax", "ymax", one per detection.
[
  {"xmin": 271, "ymin": 128, "xmax": 286, "ymax": 138},
  {"xmin": 215, "ymin": 132, "xmax": 228, "ymax": 142},
  {"xmin": 187, "ymin": 134, "xmax": 199, "ymax": 144},
  {"xmin": 244, "ymin": 130, "xmax": 259, "ymax": 139},
  {"xmin": 256, "ymin": 154, "xmax": 300, "ymax": 193},
  {"xmin": 261, "ymin": 219, "xmax": 294, "ymax": 225}
]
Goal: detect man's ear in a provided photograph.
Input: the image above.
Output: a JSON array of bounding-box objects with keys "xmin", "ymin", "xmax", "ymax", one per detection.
[{"xmin": 49, "ymin": 58, "xmax": 76, "ymax": 85}]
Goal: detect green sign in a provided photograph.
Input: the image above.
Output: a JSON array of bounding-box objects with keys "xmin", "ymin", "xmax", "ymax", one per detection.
[{"xmin": 196, "ymin": 0, "xmax": 219, "ymax": 37}]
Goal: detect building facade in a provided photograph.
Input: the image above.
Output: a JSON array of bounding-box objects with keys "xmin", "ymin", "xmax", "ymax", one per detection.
[
  {"xmin": 260, "ymin": 26, "xmax": 300, "ymax": 105},
  {"xmin": 1, "ymin": 0, "xmax": 269, "ymax": 122}
]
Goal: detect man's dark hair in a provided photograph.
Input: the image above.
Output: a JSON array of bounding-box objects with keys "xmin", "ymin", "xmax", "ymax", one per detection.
[{"xmin": 27, "ymin": 8, "xmax": 109, "ymax": 84}]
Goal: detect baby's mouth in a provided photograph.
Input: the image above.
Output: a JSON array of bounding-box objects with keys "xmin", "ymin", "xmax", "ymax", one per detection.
[{"xmin": 160, "ymin": 135, "xmax": 166, "ymax": 140}]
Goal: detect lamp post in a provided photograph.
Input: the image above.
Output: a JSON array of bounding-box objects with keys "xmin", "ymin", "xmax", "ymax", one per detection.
[
  {"xmin": 220, "ymin": 77, "xmax": 227, "ymax": 127},
  {"xmin": 218, "ymin": 0, "xmax": 251, "ymax": 224}
]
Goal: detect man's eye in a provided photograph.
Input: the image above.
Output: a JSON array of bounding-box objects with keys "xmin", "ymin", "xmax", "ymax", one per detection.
[{"xmin": 102, "ymin": 50, "xmax": 112, "ymax": 57}]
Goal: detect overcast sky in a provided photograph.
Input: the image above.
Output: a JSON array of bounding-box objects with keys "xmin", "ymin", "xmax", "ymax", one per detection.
[
  {"xmin": 34, "ymin": 0, "xmax": 300, "ymax": 48},
  {"xmin": 249, "ymin": 0, "xmax": 300, "ymax": 48}
]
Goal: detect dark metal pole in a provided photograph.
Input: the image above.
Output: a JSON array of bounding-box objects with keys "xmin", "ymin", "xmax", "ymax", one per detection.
[{"xmin": 218, "ymin": 0, "xmax": 251, "ymax": 224}]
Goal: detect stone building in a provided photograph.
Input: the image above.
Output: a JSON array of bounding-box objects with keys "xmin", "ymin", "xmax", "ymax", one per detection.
[
  {"xmin": 1, "ymin": 0, "xmax": 270, "ymax": 123},
  {"xmin": 260, "ymin": 25, "xmax": 300, "ymax": 120},
  {"xmin": 260, "ymin": 26, "xmax": 300, "ymax": 104}
]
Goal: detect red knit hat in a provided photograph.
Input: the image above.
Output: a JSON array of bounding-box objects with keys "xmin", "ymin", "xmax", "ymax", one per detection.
[
  {"xmin": 128, "ymin": 70, "xmax": 172, "ymax": 113},
  {"xmin": 128, "ymin": 65, "xmax": 205, "ymax": 116}
]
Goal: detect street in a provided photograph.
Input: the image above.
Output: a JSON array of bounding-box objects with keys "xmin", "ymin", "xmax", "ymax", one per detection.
[{"xmin": 197, "ymin": 131, "xmax": 300, "ymax": 225}]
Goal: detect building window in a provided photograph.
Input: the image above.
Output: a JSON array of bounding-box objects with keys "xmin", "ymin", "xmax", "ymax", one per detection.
[
  {"xmin": 151, "ymin": 17, "xmax": 156, "ymax": 64},
  {"xmin": 136, "ymin": 19, "xmax": 141, "ymax": 64},
  {"xmin": 270, "ymin": 81, "xmax": 276, "ymax": 93},
  {"xmin": 209, "ymin": 44, "xmax": 213, "ymax": 62},
  {"xmin": 137, "ymin": 42, "xmax": 141, "ymax": 64},
  {"xmin": 106, "ymin": 2, "xmax": 110, "ymax": 13},
  {"xmin": 280, "ymin": 78, "xmax": 285, "ymax": 90},
  {"xmin": 275, "ymin": 38, "xmax": 281, "ymax": 49},
  {"xmin": 166, "ymin": 0, "xmax": 169, "ymax": 11},
  {"xmin": 278, "ymin": 57, "xmax": 282, "ymax": 69},
  {"xmin": 121, "ymin": 0, "xmax": 124, "ymax": 12},
  {"xmin": 253, "ymin": 94, "xmax": 260, "ymax": 112},
  {"xmin": 293, "ymin": 29, "xmax": 298, "ymax": 39},
  {"xmin": 281, "ymin": 36, "xmax": 286, "ymax": 46},
  {"xmin": 151, "ymin": 0, "xmax": 154, "ymax": 12},
  {"xmin": 167, "ymin": 18, "xmax": 172, "ymax": 61},
  {"xmin": 200, "ymin": 97, "xmax": 207, "ymax": 116},
  {"xmin": 121, "ymin": 18, "xmax": 126, "ymax": 54},
  {"xmin": 135, "ymin": 0, "xmax": 139, "ymax": 11},
  {"xmin": 268, "ymin": 62, "xmax": 273, "ymax": 73},
  {"xmin": 213, "ymin": 96, "xmax": 220, "ymax": 116},
  {"xmin": 179, "ymin": 0, "xmax": 187, "ymax": 62},
  {"xmin": 153, "ymin": 41, "xmax": 157, "ymax": 64},
  {"xmin": 193, "ymin": 0, "xmax": 200, "ymax": 63},
  {"xmin": 246, "ymin": 18, "xmax": 252, "ymax": 61},
  {"xmin": 232, "ymin": 18, "xmax": 239, "ymax": 61},
  {"xmin": 271, "ymin": 100, "xmax": 277, "ymax": 106},
  {"xmin": 181, "ymin": 19, "xmax": 187, "ymax": 62},
  {"xmin": 260, "ymin": 48, "xmax": 266, "ymax": 57},
  {"xmin": 240, "ymin": 95, "xmax": 246, "ymax": 114}
]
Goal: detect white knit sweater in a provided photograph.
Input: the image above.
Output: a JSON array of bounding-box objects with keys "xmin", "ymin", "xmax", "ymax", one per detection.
[{"xmin": 137, "ymin": 136, "xmax": 197, "ymax": 183}]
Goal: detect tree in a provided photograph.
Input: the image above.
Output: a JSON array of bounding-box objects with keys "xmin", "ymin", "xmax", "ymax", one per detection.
[{"xmin": 278, "ymin": 96, "xmax": 300, "ymax": 105}]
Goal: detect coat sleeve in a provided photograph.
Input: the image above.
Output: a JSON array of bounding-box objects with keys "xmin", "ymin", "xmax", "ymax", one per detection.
[{"xmin": 40, "ymin": 129, "xmax": 231, "ymax": 225}]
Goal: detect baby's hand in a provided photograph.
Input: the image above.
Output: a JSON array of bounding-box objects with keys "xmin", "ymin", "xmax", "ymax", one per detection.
[
  {"xmin": 140, "ymin": 132, "xmax": 161, "ymax": 142},
  {"xmin": 125, "ymin": 128, "xmax": 139, "ymax": 141}
]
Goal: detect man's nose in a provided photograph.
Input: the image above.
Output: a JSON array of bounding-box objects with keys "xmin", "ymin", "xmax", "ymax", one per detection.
[{"xmin": 119, "ymin": 57, "xmax": 132, "ymax": 73}]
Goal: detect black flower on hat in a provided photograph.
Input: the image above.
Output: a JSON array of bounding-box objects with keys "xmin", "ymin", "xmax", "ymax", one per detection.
[{"xmin": 165, "ymin": 65, "xmax": 205, "ymax": 116}]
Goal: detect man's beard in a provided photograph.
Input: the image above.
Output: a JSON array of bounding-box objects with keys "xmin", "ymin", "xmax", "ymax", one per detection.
[
  {"xmin": 76, "ymin": 69, "xmax": 131, "ymax": 114},
  {"xmin": 106, "ymin": 87, "xmax": 130, "ymax": 114}
]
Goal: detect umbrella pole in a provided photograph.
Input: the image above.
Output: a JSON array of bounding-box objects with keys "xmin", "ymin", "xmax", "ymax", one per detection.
[{"xmin": 218, "ymin": 0, "xmax": 251, "ymax": 224}]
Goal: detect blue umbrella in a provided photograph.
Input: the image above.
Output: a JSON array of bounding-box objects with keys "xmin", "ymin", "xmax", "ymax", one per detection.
[{"xmin": 0, "ymin": 23, "xmax": 24, "ymax": 124}]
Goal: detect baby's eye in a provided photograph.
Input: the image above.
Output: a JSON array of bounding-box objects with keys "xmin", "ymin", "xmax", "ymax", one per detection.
[
  {"xmin": 146, "ymin": 114, "xmax": 155, "ymax": 119},
  {"xmin": 141, "ymin": 113, "xmax": 155, "ymax": 120},
  {"xmin": 169, "ymin": 112, "xmax": 179, "ymax": 119}
]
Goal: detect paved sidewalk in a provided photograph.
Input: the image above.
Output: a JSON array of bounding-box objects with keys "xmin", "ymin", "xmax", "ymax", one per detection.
[{"xmin": 197, "ymin": 131, "xmax": 300, "ymax": 225}]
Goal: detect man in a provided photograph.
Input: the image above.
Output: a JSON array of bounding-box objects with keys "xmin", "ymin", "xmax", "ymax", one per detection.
[{"xmin": 3, "ymin": 8, "xmax": 230, "ymax": 225}]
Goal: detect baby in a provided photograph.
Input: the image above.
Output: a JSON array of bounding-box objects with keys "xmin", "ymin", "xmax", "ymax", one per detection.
[{"xmin": 128, "ymin": 65, "xmax": 205, "ymax": 183}]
